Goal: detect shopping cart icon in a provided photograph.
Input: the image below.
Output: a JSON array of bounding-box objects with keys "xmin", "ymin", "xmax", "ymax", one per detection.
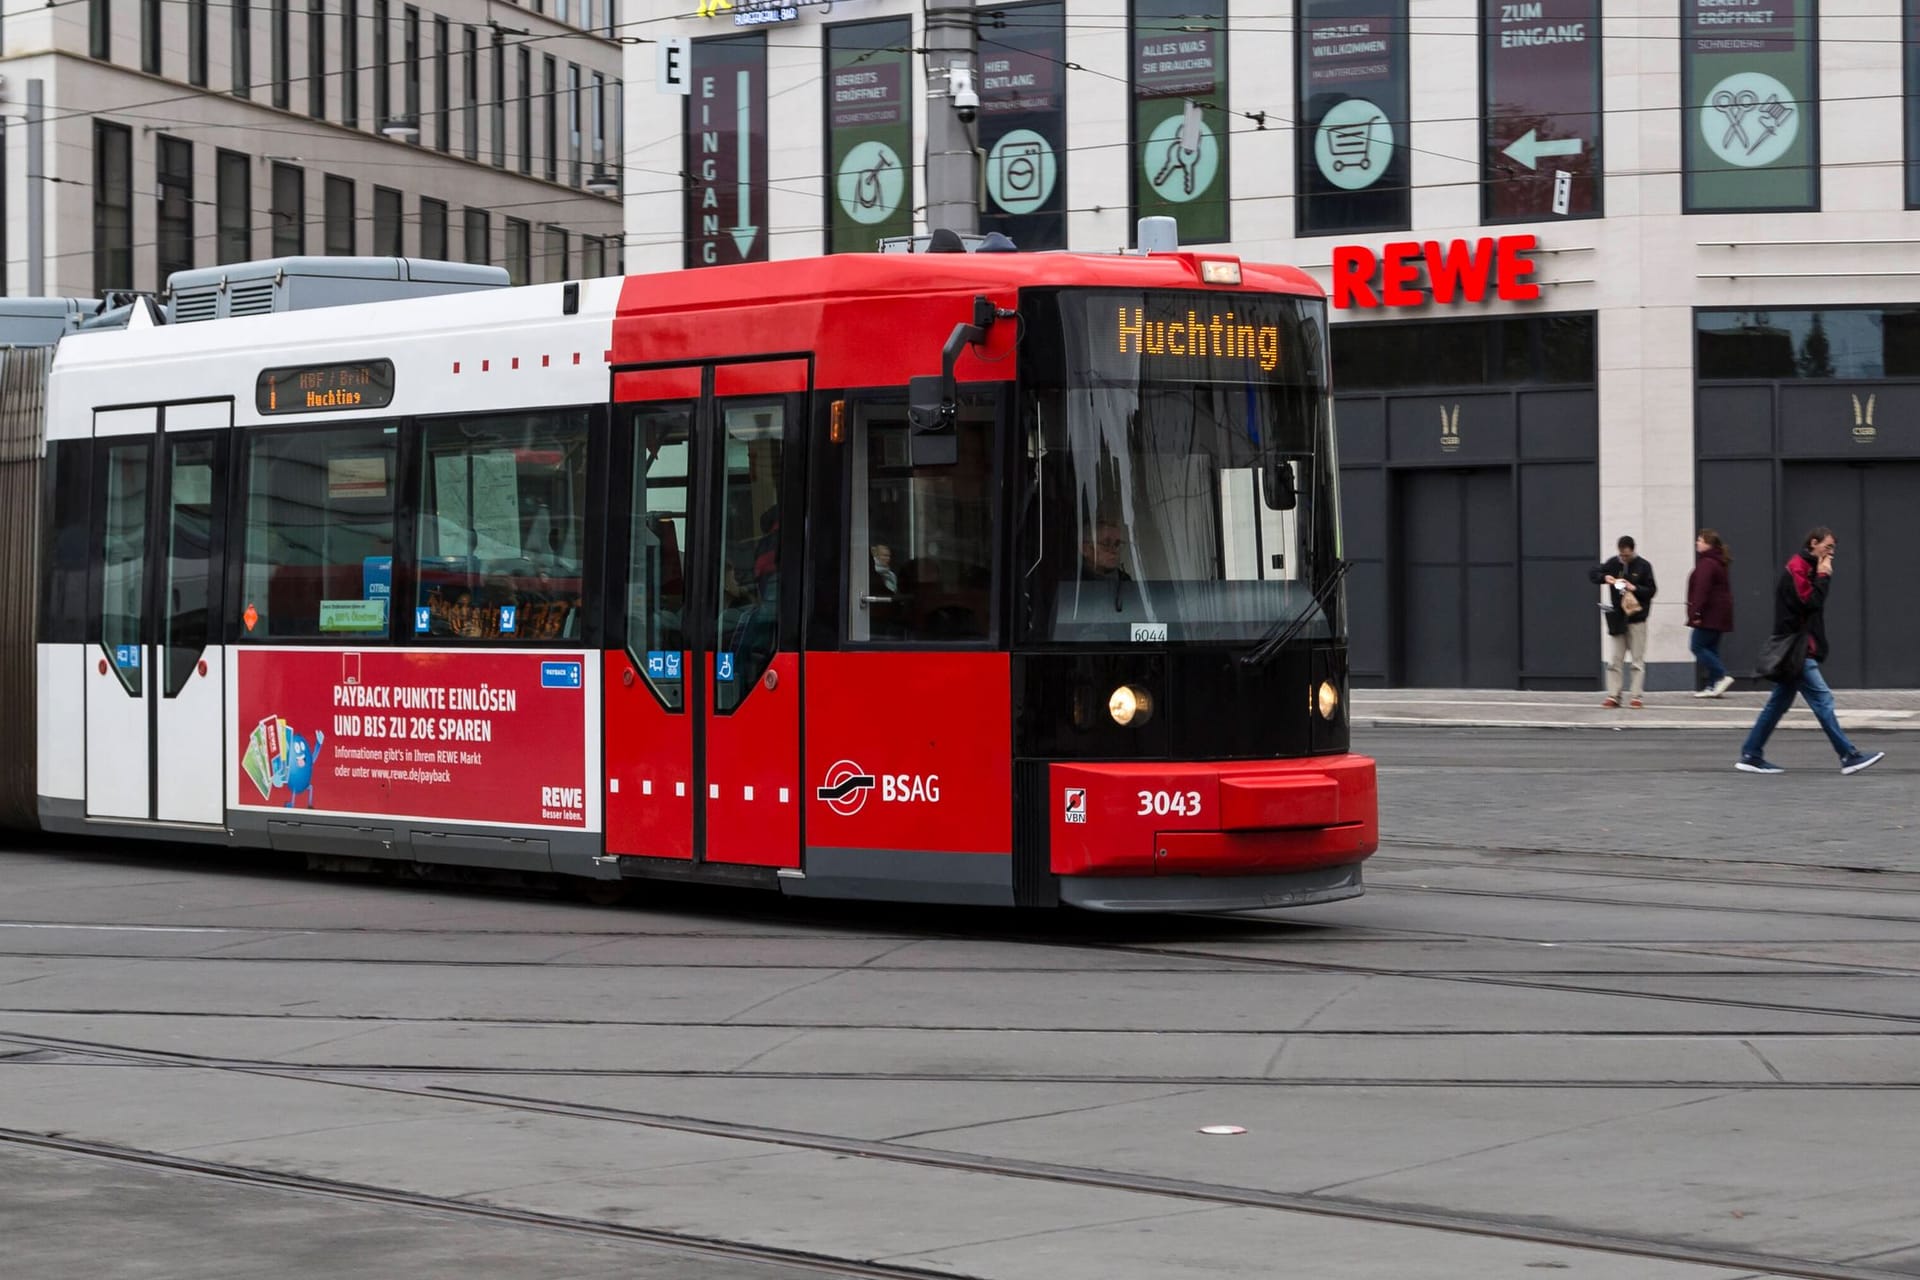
[{"xmin": 1325, "ymin": 116, "xmax": 1381, "ymax": 172}]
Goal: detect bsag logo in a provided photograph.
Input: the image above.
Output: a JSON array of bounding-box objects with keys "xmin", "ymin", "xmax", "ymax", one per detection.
[
  {"xmin": 1852, "ymin": 393, "xmax": 1877, "ymax": 443},
  {"xmin": 817, "ymin": 760, "xmax": 877, "ymax": 816},
  {"xmin": 816, "ymin": 760, "xmax": 943, "ymax": 816},
  {"xmin": 1440, "ymin": 403, "xmax": 1462, "ymax": 452},
  {"xmin": 1063, "ymin": 788, "xmax": 1087, "ymax": 824}
]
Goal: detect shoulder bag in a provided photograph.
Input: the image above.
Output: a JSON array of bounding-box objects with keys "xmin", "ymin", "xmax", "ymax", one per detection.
[{"xmin": 1756, "ymin": 627, "xmax": 1807, "ymax": 683}]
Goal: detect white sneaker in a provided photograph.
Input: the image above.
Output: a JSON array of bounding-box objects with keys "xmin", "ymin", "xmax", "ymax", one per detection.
[
  {"xmin": 1693, "ymin": 688, "xmax": 1714, "ymax": 698},
  {"xmin": 1711, "ymin": 675, "xmax": 1736, "ymax": 697}
]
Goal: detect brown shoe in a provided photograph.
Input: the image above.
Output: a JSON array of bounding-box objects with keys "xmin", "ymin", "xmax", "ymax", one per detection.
[
  {"xmin": 1602, "ymin": 697, "xmax": 1620, "ymax": 708},
  {"xmin": 1630, "ymin": 698, "xmax": 1644, "ymax": 709}
]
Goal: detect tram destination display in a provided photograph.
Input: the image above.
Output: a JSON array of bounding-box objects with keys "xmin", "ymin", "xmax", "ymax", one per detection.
[
  {"xmin": 255, "ymin": 359, "xmax": 396, "ymax": 415},
  {"xmin": 1065, "ymin": 292, "xmax": 1321, "ymax": 385}
]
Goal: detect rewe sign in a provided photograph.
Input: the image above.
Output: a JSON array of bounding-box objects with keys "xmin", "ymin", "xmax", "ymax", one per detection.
[{"xmin": 1331, "ymin": 234, "xmax": 1541, "ymax": 310}]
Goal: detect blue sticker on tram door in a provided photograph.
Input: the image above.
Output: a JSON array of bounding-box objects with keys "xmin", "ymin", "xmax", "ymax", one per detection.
[
  {"xmin": 541, "ymin": 661, "xmax": 583, "ymax": 689},
  {"xmin": 664, "ymin": 651, "xmax": 682, "ymax": 679},
  {"xmin": 114, "ymin": 644, "xmax": 140, "ymax": 669},
  {"xmin": 716, "ymin": 652, "xmax": 736, "ymax": 682},
  {"xmin": 415, "ymin": 606, "xmax": 432, "ymax": 634},
  {"xmin": 500, "ymin": 604, "xmax": 518, "ymax": 635}
]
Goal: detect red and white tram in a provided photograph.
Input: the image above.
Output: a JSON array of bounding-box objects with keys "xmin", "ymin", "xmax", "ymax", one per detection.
[{"xmin": 32, "ymin": 243, "xmax": 1376, "ymax": 910}]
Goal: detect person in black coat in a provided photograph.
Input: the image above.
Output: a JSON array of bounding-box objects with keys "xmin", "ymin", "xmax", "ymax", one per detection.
[
  {"xmin": 1589, "ymin": 535, "xmax": 1656, "ymax": 708},
  {"xmin": 1737, "ymin": 526, "xmax": 1884, "ymax": 775}
]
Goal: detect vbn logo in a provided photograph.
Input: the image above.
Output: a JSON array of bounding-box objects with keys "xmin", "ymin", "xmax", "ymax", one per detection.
[
  {"xmin": 1851, "ymin": 393, "xmax": 1877, "ymax": 444},
  {"xmin": 1440, "ymin": 403, "xmax": 1462, "ymax": 453}
]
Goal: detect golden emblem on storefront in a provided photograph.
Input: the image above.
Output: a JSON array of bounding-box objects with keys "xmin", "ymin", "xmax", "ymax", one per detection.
[
  {"xmin": 1851, "ymin": 393, "xmax": 1876, "ymax": 444},
  {"xmin": 1440, "ymin": 403, "xmax": 1462, "ymax": 452}
]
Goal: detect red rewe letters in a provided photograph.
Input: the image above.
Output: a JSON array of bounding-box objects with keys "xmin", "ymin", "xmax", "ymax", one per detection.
[{"xmin": 1328, "ymin": 234, "xmax": 1541, "ymax": 309}]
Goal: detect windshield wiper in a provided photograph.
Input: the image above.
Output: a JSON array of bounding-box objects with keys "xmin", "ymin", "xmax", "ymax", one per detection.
[{"xmin": 1239, "ymin": 558, "xmax": 1349, "ymax": 667}]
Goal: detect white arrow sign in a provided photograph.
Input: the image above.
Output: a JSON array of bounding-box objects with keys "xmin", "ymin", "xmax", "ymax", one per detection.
[
  {"xmin": 730, "ymin": 69, "xmax": 758, "ymax": 258},
  {"xmin": 1502, "ymin": 129, "xmax": 1583, "ymax": 171}
]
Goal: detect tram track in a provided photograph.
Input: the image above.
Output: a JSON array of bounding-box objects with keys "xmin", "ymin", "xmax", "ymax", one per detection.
[{"xmin": 0, "ymin": 1040, "xmax": 1908, "ymax": 1280}]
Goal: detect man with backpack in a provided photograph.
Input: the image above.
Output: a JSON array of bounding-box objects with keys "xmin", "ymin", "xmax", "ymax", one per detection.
[{"xmin": 1737, "ymin": 526, "xmax": 1885, "ymax": 776}]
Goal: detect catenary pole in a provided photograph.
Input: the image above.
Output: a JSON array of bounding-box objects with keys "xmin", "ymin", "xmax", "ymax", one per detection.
[{"xmin": 922, "ymin": 0, "xmax": 978, "ymax": 236}]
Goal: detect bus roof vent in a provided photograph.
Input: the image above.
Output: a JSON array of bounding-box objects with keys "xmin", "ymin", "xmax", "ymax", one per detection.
[{"xmin": 166, "ymin": 256, "xmax": 511, "ymax": 324}]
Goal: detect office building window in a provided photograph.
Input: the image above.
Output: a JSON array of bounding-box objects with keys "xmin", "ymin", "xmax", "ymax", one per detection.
[
  {"xmin": 491, "ymin": 33, "xmax": 506, "ymax": 167},
  {"xmin": 343, "ymin": 0, "xmax": 360, "ymax": 126},
  {"xmin": 373, "ymin": 0, "xmax": 391, "ymax": 128},
  {"xmin": 567, "ymin": 63, "xmax": 582, "ymax": 186},
  {"xmin": 506, "ymin": 217, "xmax": 530, "ymax": 284},
  {"xmin": 272, "ymin": 0, "xmax": 291, "ymax": 109},
  {"xmin": 434, "ymin": 17, "xmax": 450, "ymax": 150},
  {"xmin": 464, "ymin": 208, "xmax": 490, "ymax": 265},
  {"xmin": 463, "ymin": 27, "xmax": 479, "ymax": 159},
  {"xmin": 373, "ymin": 186, "xmax": 403, "ymax": 255},
  {"xmin": 1132, "ymin": 0, "xmax": 1230, "ymax": 242},
  {"xmin": 602, "ymin": 0, "xmax": 615, "ymax": 38},
  {"xmin": 1682, "ymin": 0, "xmax": 1816, "ymax": 211},
  {"xmin": 1483, "ymin": 0, "xmax": 1601, "ymax": 221},
  {"xmin": 156, "ymin": 136, "xmax": 195, "ymax": 286},
  {"xmin": 582, "ymin": 235, "xmax": 604, "ymax": 278},
  {"xmin": 1297, "ymin": 0, "xmax": 1409, "ymax": 235},
  {"xmin": 543, "ymin": 55, "xmax": 558, "ymax": 183},
  {"xmin": 90, "ymin": 0, "xmax": 110, "ymax": 60},
  {"xmin": 421, "ymin": 196, "xmax": 448, "ymax": 258},
  {"xmin": 271, "ymin": 163, "xmax": 306, "ymax": 256},
  {"xmin": 93, "ymin": 122, "xmax": 133, "ymax": 292},
  {"xmin": 308, "ymin": 0, "xmax": 327, "ymax": 118},
  {"xmin": 580, "ymin": 0, "xmax": 592, "ymax": 32},
  {"xmin": 217, "ymin": 149, "xmax": 252, "ymax": 264},
  {"xmin": 517, "ymin": 48, "xmax": 533, "ymax": 175},
  {"xmin": 142, "ymin": 0, "xmax": 162, "ymax": 73},
  {"xmin": 325, "ymin": 176, "xmax": 355, "ymax": 255},
  {"xmin": 404, "ymin": 6, "xmax": 421, "ymax": 124},
  {"xmin": 544, "ymin": 226, "xmax": 568, "ymax": 282},
  {"xmin": 231, "ymin": 0, "xmax": 252, "ymax": 95},
  {"xmin": 590, "ymin": 72, "xmax": 606, "ymax": 174},
  {"xmin": 0, "ymin": 123, "xmax": 7, "ymax": 295},
  {"xmin": 556, "ymin": 0, "xmax": 568, "ymax": 22},
  {"xmin": 189, "ymin": 0, "xmax": 210, "ymax": 85}
]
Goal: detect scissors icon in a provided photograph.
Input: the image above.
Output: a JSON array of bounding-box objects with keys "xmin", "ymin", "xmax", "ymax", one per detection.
[{"xmin": 1712, "ymin": 89, "xmax": 1758, "ymax": 151}]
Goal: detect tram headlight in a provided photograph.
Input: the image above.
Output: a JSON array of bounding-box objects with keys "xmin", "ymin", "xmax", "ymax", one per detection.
[
  {"xmin": 1108, "ymin": 684, "xmax": 1154, "ymax": 727},
  {"xmin": 1316, "ymin": 679, "xmax": 1341, "ymax": 720}
]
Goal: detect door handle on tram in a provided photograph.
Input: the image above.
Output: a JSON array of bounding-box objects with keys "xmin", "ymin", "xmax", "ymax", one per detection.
[{"xmin": 859, "ymin": 595, "xmax": 891, "ymax": 608}]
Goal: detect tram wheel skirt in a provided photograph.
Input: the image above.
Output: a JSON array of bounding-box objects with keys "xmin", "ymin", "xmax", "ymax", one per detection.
[{"xmin": 1060, "ymin": 862, "xmax": 1364, "ymax": 913}]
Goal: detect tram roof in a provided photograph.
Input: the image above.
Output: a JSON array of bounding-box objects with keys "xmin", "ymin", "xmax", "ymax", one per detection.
[{"xmin": 614, "ymin": 251, "xmax": 1323, "ymax": 318}]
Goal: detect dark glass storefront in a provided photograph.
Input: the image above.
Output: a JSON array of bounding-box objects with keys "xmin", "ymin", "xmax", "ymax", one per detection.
[
  {"xmin": 1336, "ymin": 313, "xmax": 1598, "ymax": 688},
  {"xmin": 1696, "ymin": 306, "xmax": 1920, "ymax": 689}
]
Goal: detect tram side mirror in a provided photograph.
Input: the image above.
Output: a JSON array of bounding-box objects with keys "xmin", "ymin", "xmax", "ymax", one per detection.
[
  {"xmin": 907, "ymin": 375, "xmax": 959, "ymax": 466},
  {"xmin": 1261, "ymin": 458, "xmax": 1298, "ymax": 511}
]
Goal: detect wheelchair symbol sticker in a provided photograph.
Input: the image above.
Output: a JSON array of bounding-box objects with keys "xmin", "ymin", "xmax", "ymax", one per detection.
[
  {"xmin": 1142, "ymin": 113, "xmax": 1218, "ymax": 204},
  {"xmin": 1314, "ymin": 98, "xmax": 1393, "ymax": 191},
  {"xmin": 987, "ymin": 129, "xmax": 1057, "ymax": 215},
  {"xmin": 1702, "ymin": 71, "xmax": 1797, "ymax": 168},
  {"xmin": 836, "ymin": 140, "xmax": 905, "ymax": 226},
  {"xmin": 716, "ymin": 652, "xmax": 736, "ymax": 682}
]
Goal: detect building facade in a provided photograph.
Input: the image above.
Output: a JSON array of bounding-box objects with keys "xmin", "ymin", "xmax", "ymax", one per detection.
[
  {"xmin": 614, "ymin": 0, "xmax": 1917, "ymax": 692},
  {"xmin": 0, "ymin": 0, "xmax": 626, "ymax": 298}
]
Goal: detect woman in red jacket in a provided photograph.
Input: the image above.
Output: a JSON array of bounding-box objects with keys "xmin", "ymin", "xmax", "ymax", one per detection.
[{"xmin": 1688, "ymin": 529, "xmax": 1735, "ymax": 697}]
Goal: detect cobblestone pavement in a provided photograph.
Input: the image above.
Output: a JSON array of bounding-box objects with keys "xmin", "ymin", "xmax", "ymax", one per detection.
[{"xmin": 1363, "ymin": 724, "xmax": 1916, "ymax": 873}]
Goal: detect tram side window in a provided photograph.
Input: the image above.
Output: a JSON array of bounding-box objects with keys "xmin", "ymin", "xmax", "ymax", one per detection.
[
  {"xmin": 415, "ymin": 410, "xmax": 589, "ymax": 640},
  {"xmin": 238, "ymin": 426, "xmax": 398, "ymax": 640},
  {"xmin": 845, "ymin": 399, "xmax": 994, "ymax": 644}
]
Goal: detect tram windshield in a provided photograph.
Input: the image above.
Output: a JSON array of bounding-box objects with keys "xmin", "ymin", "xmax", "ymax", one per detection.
[{"xmin": 1016, "ymin": 288, "xmax": 1340, "ymax": 645}]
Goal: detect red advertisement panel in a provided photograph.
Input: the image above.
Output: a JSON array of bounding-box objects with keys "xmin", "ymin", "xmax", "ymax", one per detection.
[{"xmin": 235, "ymin": 648, "xmax": 590, "ymax": 828}]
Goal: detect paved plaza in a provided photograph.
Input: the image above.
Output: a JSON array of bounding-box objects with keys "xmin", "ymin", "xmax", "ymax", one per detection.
[{"xmin": 2, "ymin": 726, "xmax": 1916, "ymax": 1279}]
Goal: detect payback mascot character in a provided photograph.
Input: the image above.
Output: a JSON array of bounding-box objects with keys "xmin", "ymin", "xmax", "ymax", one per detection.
[{"xmin": 274, "ymin": 728, "xmax": 325, "ymax": 808}]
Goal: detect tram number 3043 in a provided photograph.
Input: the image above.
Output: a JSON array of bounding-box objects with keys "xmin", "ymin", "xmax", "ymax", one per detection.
[{"xmin": 1137, "ymin": 790, "xmax": 1204, "ymax": 818}]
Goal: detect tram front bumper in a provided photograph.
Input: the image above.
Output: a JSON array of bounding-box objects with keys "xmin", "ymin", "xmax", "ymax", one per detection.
[{"xmin": 1048, "ymin": 753, "xmax": 1378, "ymax": 881}]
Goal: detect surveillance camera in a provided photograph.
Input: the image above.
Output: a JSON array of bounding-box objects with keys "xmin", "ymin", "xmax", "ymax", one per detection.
[{"xmin": 950, "ymin": 64, "xmax": 979, "ymax": 124}]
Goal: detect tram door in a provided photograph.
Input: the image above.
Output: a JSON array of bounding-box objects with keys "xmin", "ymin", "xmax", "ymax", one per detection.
[
  {"xmin": 605, "ymin": 361, "xmax": 806, "ymax": 868},
  {"xmin": 84, "ymin": 402, "xmax": 231, "ymax": 825}
]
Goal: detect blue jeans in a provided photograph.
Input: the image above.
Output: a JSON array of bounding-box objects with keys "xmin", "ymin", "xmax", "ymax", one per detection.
[
  {"xmin": 1691, "ymin": 628, "xmax": 1728, "ymax": 683},
  {"xmin": 1742, "ymin": 657, "xmax": 1857, "ymax": 760}
]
